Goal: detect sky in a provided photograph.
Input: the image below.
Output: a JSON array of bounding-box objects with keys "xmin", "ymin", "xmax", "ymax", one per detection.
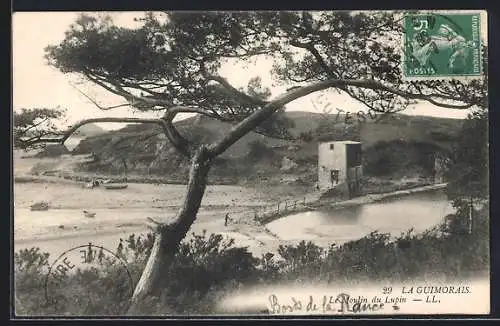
[{"xmin": 12, "ymin": 11, "xmax": 488, "ymax": 131}]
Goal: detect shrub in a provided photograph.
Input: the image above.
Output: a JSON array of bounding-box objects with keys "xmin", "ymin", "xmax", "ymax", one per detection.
[
  {"xmin": 34, "ymin": 144, "xmax": 69, "ymax": 158},
  {"xmin": 156, "ymin": 231, "xmax": 259, "ymax": 314},
  {"xmin": 14, "ymin": 231, "xmax": 259, "ymax": 316},
  {"xmin": 276, "ymin": 240, "xmax": 325, "ymax": 279},
  {"xmin": 14, "ymin": 208, "xmax": 489, "ymax": 316},
  {"xmin": 363, "ymin": 140, "xmax": 443, "ymax": 177},
  {"xmin": 247, "ymin": 140, "xmax": 275, "ymax": 161},
  {"xmin": 14, "ymin": 248, "xmax": 51, "ymax": 315},
  {"xmin": 298, "ymin": 131, "xmax": 314, "ymax": 142}
]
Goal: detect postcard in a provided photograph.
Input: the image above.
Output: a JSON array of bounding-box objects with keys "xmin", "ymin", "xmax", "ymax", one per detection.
[{"xmin": 12, "ymin": 10, "xmax": 489, "ymax": 317}]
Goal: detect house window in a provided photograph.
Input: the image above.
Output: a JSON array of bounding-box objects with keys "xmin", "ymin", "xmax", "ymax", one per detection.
[{"xmin": 330, "ymin": 144, "xmax": 334, "ymax": 150}]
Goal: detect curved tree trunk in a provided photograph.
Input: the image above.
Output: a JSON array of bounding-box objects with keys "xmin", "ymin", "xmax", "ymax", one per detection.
[{"xmin": 127, "ymin": 147, "xmax": 212, "ymax": 314}]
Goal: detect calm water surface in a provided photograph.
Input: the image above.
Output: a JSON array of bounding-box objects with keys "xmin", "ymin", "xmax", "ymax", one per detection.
[{"xmin": 266, "ymin": 190, "xmax": 454, "ymax": 244}]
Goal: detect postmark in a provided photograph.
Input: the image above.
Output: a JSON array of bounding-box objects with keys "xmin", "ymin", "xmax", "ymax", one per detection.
[
  {"xmin": 403, "ymin": 13, "xmax": 482, "ymax": 80},
  {"xmin": 43, "ymin": 242, "xmax": 134, "ymax": 305}
]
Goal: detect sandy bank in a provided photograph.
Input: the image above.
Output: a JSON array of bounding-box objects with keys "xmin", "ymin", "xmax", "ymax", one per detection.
[
  {"xmin": 13, "ymin": 177, "xmax": 309, "ymax": 258},
  {"xmin": 13, "ymin": 151, "xmax": 450, "ymax": 259}
]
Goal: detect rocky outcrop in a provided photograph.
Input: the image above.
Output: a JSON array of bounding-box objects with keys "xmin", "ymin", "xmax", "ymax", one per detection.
[
  {"xmin": 68, "ymin": 112, "xmax": 462, "ymax": 186},
  {"xmin": 280, "ymin": 157, "xmax": 298, "ymax": 171}
]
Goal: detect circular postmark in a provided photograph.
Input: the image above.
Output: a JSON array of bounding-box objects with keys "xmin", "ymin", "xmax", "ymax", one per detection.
[{"xmin": 44, "ymin": 242, "xmax": 134, "ymax": 306}]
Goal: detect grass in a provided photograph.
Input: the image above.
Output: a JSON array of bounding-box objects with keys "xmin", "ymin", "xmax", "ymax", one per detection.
[{"xmin": 14, "ymin": 204, "xmax": 489, "ymax": 316}]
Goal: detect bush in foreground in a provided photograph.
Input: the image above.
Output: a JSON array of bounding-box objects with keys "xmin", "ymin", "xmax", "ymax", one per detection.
[{"xmin": 14, "ymin": 206, "xmax": 488, "ymax": 316}]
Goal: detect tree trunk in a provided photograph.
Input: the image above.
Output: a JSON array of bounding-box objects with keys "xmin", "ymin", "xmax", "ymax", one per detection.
[
  {"xmin": 469, "ymin": 196, "xmax": 474, "ymax": 235},
  {"xmin": 127, "ymin": 147, "xmax": 212, "ymax": 314}
]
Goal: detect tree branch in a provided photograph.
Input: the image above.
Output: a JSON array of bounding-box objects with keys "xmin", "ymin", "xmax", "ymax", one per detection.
[
  {"xmin": 207, "ymin": 77, "xmax": 475, "ymax": 158},
  {"xmin": 331, "ymin": 79, "xmax": 473, "ymax": 109},
  {"xmin": 85, "ymin": 73, "xmax": 173, "ymax": 110},
  {"xmin": 198, "ymin": 63, "xmax": 267, "ymax": 107},
  {"xmin": 159, "ymin": 110, "xmax": 192, "ymax": 157},
  {"xmin": 26, "ymin": 109, "xmax": 200, "ymax": 158},
  {"xmin": 291, "ymin": 39, "xmax": 474, "ymax": 110},
  {"xmin": 290, "ymin": 40, "xmax": 338, "ymax": 78},
  {"xmin": 15, "ymin": 132, "xmax": 62, "ymax": 149},
  {"xmin": 168, "ymin": 105, "xmax": 220, "ymax": 117},
  {"xmin": 69, "ymin": 81, "xmax": 131, "ymax": 111},
  {"xmin": 290, "ymin": 39, "xmax": 389, "ymax": 113},
  {"xmin": 207, "ymin": 75, "xmax": 267, "ymax": 106},
  {"xmin": 19, "ymin": 117, "xmax": 51, "ymax": 135},
  {"xmin": 30, "ymin": 117, "xmax": 163, "ymax": 145},
  {"xmin": 85, "ymin": 71, "xmax": 256, "ymax": 122}
]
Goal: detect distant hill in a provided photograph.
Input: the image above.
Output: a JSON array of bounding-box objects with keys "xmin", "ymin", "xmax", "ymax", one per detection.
[
  {"xmin": 71, "ymin": 111, "xmax": 464, "ymax": 184},
  {"xmin": 359, "ymin": 114, "xmax": 462, "ymax": 149},
  {"xmin": 72, "ymin": 123, "xmax": 107, "ymax": 138},
  {"xmin": 34, "ymin": 144, "xmax": 70, "ymax": 158}
]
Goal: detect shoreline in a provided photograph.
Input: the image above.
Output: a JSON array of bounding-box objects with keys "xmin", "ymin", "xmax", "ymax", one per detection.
[
  {"xmin": 254, "ymin": 183, "xmax": 448, "ymax": 225},
  {"xmin": 14, "ymin": 181, "xmax": 451, "ymax": 259},
  {"xmin": 319, "ymin": 183, "xmax": 448, "ymax": 209},
  {"xmin": 13, "ymin": 155, "xmax": 450, "ymax": 258}
]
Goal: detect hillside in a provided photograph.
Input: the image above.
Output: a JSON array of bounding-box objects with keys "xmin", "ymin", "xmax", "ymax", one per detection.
[
  {"xmin": 70, "ymin": 111, "xmax": 464, "ymax": 185},
  {"xmin": 72, "ymin": 123, "xmax": 107, "ymax": 138}
]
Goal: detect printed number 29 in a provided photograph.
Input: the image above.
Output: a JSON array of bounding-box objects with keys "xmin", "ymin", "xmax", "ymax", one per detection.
[
  {"xmin": 413, "ymin": 20, "xmax": 429, "ymax": 31},
  {"xmin": 382, "ymin": 287, "xmax": 392, "ymax": 295}
]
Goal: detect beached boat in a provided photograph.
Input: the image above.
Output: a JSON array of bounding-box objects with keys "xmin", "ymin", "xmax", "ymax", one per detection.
[
  {"xmin": 104, "ymin": 184, "xmax": 128, "ymax": 190},
  {"xmin": 83, "ymin": 210, "xmax": 96, "ymax": 218},
  {"xmin": 30, "ymin": 201, "xmax": 49, "ymax": 211}
]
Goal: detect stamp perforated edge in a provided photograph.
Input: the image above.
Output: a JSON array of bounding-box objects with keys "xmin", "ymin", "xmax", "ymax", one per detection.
[{"xmin": 400, "ymin": 10, "xmax": 487, "ymax": 82}]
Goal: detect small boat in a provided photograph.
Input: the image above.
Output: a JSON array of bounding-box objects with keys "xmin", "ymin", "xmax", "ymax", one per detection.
[
  {"xmin": 84, "ymin": 179, "xmax": 103, "ymax": 189},
  {"xmin": 84, "ymin": 182, "xmax": 95, "ymax": 189},
  {"xmin": 30, "ymin": 201, "xmax": 49, "ymax": 211},
  {"xmin": 104, "ymin": 184, "xmax": 128, "ymax": 190},
  {"xmin": 83, "ymin": 210, "xmax": 96, "ymax": 218}
]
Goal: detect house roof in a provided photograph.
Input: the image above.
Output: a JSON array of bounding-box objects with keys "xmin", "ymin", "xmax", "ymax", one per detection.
[{"xmin": 319, "ymin": 140, "xmax": 361, "ymax": 145}]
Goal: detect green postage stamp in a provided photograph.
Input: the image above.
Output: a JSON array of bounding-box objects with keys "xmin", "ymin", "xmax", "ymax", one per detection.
[{"xmin": 403, "ymin": 13, "xmax": 482, "ymax": 79}]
